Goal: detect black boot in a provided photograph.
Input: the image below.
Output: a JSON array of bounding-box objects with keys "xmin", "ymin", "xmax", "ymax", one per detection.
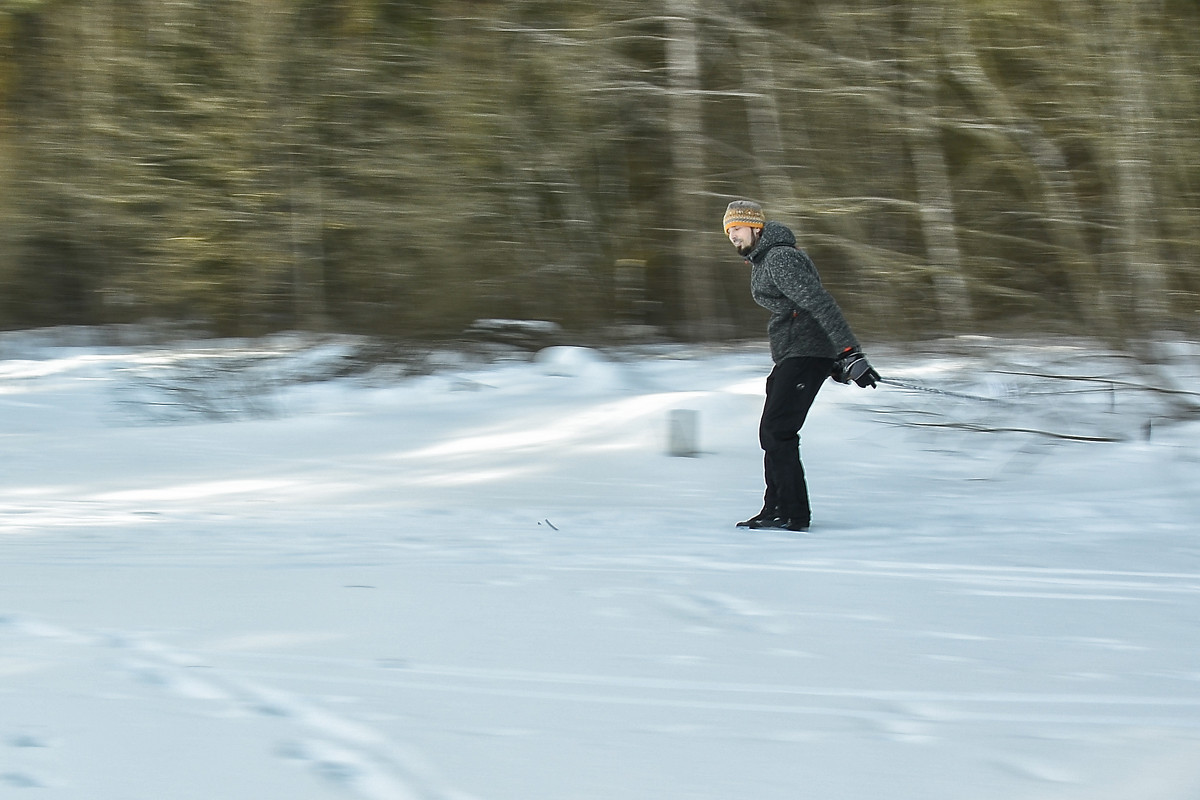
[
  {"xmin": 736, "ymin": 508, "xmax": 777, "ymax": 528},
  {"xmin": 738, "ymin": 514, "xmax": 810, "ymax": 532}
]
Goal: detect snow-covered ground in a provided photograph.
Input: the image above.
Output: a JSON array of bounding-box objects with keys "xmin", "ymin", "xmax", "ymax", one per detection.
[{"xmin": 3, "ymin": 329, "xmax": 1200, "ymax": 799}]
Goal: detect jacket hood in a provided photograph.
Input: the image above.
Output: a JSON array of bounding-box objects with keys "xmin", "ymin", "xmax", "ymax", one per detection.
[{"xmin": 748, "ymin": 220, "xmax": 796, "ymax": 260}]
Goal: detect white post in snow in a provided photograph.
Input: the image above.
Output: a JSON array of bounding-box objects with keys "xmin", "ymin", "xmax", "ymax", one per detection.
[{"xmin": 668, "ymin": 409, "xmax": 700, "ymax": 457}]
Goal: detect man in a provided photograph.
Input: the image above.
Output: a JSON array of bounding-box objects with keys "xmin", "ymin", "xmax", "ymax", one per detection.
[{"xmin": 724, "ymin": 200, "xmax": 879, "ymax": 533}]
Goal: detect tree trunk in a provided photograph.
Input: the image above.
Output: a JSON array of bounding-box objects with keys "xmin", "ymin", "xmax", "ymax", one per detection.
[
  {"xmin": 939, "ymin": 14, "xmax": 1112, "ymax": 329},
  {"xmin": 1106, "ymin": 0, "xmax": 1166, "ymax": 330},
  {"xmin": 664, "ymin": 0, "xmax": 726, "ymax": 340},
  {"xmin": 734, "ymin": 22, "xmax": 796, "ymax": 211},
  {"xmin": 901, "ymin": 7, "xmax": 974, "ymax": 332}
]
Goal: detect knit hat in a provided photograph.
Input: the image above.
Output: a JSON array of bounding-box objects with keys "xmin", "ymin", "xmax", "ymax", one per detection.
[{"xmin": 723, "ymin": 200, "xmax": 766, "ymax": 233}]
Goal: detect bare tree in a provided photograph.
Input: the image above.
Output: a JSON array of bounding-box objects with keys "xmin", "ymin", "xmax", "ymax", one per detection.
[
  {"xmin": 936, "ymin": 12, "xmax": 1112, "ymax": 329},
  {"xmin": 899, "ymin": 5, "xmax": 975, "ymax": 331},
  {"xmin": 665, "ymin": 0, "xmax": 727, "ymax": 340},
  {"xmin": 1105, "ymin": 0, "xmax": 1168, "ymax": 329}
]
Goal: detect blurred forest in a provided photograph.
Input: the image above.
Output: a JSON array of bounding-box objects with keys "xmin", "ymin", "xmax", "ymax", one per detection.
[{"xmin": 1, "ymin": 0, "xmax": 1197, "ymax": 344}]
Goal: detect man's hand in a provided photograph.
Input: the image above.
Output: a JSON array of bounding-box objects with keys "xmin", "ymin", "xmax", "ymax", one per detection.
[{"xmin": 832, "ymin": 348, "xmax": 879, "ymax": 388}]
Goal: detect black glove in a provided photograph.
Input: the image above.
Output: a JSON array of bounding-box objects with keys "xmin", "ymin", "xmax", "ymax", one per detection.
[{"xmin": 832, "ymin": 347, "xmax": 879, "ymax": 388}]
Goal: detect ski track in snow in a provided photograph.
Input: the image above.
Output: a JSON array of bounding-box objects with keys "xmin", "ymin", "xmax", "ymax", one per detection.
[
  {"xmin": 0, "ymin": 614, "xmax": 468, "ymax": 800},
  {"xmin": 6, "ymin": 548, "xmax": 1200, "ymax": 799},
  {"xmin": 8, "ymin": 544, "xmax": 1200, "ymax": 795}
]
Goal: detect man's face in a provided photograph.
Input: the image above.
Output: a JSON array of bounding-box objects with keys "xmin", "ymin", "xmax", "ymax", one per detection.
[{"xmin": 728, "ymin": 225, "xmax": 758, "ymax": 256}]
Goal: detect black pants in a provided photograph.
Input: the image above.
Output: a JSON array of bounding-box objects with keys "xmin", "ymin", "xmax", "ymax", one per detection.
[{"xmin": 758, "ymin": 356, "xmax": 833, "ymax": 523}]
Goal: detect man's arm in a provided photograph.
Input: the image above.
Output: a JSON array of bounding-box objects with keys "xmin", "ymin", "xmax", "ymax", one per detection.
[{"xmin": 765, "ymin": 249, "xmax": 860, "ymax": 352}]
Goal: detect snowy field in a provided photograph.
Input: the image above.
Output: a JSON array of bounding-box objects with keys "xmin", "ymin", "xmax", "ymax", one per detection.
[{"xmin": 3, "ymin": 328, "xmax": 1200, "ymax": 800}]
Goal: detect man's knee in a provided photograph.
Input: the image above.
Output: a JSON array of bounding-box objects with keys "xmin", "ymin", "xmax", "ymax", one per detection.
[{"xmin": 759, "ymin": 427, "xmax": 799, "ymax": 453}]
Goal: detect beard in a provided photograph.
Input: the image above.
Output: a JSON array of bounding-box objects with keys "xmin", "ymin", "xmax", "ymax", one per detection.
[
  {"xmin": 732, "ymin": 228, "xmax": 760, "ymax": 256},
  {"xmin": 729, "ymin": 232, "xmax": 758, "ymax": 257}
]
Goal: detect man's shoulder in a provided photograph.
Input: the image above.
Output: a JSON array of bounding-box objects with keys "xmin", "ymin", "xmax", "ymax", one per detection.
[
  {"xmin": 752, "ymin": 221, "xmax": 806, "ymax": 261},
  {"xmin": 758, "ymin": 220, "xmax": 797, "ymax": 248},
  {"xmin": 760, "ymin": 240, "xmax": 810, "ymax": 268}
]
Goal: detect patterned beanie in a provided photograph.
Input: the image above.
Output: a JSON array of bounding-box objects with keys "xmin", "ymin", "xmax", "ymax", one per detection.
[{"xmin": 723, "ymin": 200, "xmax": 766, "ymax": 233}]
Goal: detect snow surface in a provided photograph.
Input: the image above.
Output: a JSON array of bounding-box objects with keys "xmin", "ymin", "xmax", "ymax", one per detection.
[{"xmin": 3, "ymin": 330, "xmax": 1200, "ymax": 799}]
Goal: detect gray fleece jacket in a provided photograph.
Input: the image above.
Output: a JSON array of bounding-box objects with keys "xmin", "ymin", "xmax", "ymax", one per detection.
[{"xmin": 747, "ymin": 221, "xmax": 860, "ymax": 364}]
